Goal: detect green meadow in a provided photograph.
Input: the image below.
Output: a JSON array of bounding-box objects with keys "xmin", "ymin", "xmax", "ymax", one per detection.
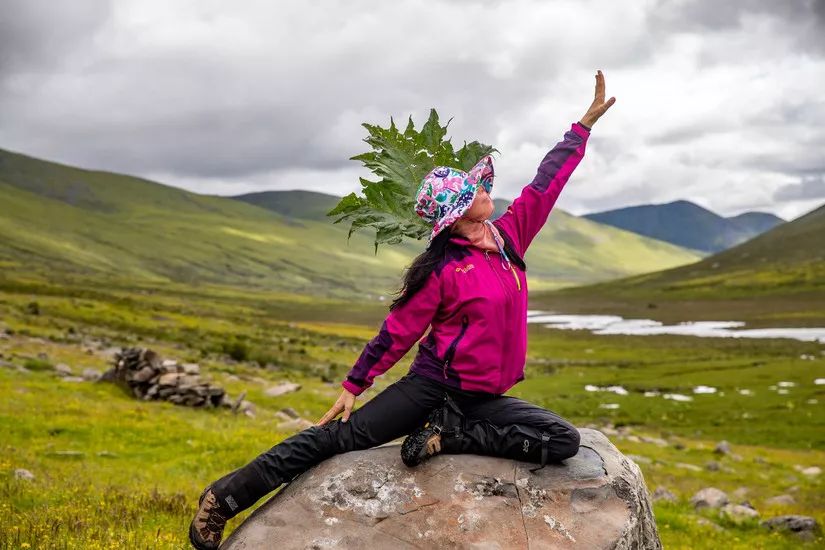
[{"xmin": 1, "ymin": 274, "xmax": 823, "ymax": 549}]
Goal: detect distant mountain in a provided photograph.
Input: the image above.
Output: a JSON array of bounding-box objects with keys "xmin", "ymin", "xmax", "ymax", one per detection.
[
  {"xmin": 0, "ymin": 147, "xmax": 702, "ymax": 297},
  {"xmin": 554, "ymin": 202, "xmax": 825, "ymax": 298},
  {"xmin": 582, "ymin": 200, "xmax": 785, "ymax": 253}
]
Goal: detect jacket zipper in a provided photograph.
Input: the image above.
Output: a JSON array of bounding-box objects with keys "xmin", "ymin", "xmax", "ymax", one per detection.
[
  {"xmin": 485, "ymin": 249, "xmax": 514, "ymax": 393},
  {"xmin": 443, "ymin": 314, "xmax": 469, "ymax": 379}
]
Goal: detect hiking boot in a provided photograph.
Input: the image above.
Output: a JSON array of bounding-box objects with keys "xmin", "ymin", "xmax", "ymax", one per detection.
[
  {"xmin": 401, "ymin": 406, "xmax": 448, "ymax": 467},
  {"xmin": 189, "ymin": 487, "xmax": 229, "ymax": 550}
]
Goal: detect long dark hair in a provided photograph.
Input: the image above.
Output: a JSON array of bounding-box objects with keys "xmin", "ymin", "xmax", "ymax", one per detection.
[{"xmin": 389, "ymin": 223, "xmax": 526, "ymax": 311}]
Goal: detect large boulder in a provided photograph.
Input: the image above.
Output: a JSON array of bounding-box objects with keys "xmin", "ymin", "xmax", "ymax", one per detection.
[{"xmin": 222, "ymin": 429, "xmax": 661, "ymax": 549}]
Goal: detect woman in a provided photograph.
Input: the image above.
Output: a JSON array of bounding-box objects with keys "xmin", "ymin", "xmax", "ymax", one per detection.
[{"xmin": 190, "ymin": 70, "xmax": 615, "ymax": 550}]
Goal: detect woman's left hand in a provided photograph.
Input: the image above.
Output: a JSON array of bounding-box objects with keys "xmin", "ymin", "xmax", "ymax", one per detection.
[{"xmin": 579, "ymin": 70, "xmax": 616, "ymax": 129}]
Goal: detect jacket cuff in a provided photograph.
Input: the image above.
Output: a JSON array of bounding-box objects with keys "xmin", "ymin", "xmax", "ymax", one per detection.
[
  {"xmin": 342, "ymin": 379, "xmax": 366, "ymax": 396},
  {"xmin": 573, "ymin": 121, "xmax": 591, "ymax": 136}
]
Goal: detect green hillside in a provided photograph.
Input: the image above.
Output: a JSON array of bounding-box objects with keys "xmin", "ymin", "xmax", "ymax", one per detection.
[
  {"xmin": 610, "ymin": 203, "xmax": 820, "ymax": 294},
  {"xmin": 0, "ymin": 149, "xmax": 416, "ymax": 298},
  {"xmin": 231, "ymin": 191, "xmax": 703, "ymax": 291},
  {"xmin": 0, "ymin": 147, "xmax": 701, "ymax": 295},
  {"xmin": 546, "ymin": 203, "xmax": 825, "ymax": 304}
]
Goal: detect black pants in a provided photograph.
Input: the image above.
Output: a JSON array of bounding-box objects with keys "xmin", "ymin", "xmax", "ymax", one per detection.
[{"xmin": 209, "ymin": 371, "xmax": 581, "ymax": 517}]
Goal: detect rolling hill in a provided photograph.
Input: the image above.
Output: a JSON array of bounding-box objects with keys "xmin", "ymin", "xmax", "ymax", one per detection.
[
  {"xmin": 231, "ymin": 190, "xmax": 704, "ymax": 291},
  {"xmin": 0, "ymin": 147, "xmax": 702, "ymax": 297},
  {"xmin": 583, "ymin": 200, "xmax": 784, "ymax": 253},
  {"xmin": 552, "ymin": 202, "xmax": 825, "ymax": 299}
]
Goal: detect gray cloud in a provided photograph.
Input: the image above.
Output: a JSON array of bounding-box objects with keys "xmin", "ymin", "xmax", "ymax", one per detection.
[
  {"xmin": 773, "ymin": 174, "xmax": 825, "ymax": 200},
  {"xmin": 0, "ymin": 0, "xmax": 823, "ymax": 221}
]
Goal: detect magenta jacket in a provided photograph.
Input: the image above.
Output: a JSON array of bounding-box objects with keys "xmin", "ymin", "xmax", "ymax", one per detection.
[{"xmin": 342, "ymin": 121, "xmax": 591, "ymax": 396}]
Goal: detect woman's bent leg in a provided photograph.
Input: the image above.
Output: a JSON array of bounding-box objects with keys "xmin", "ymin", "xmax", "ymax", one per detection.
[
  {"xmin": 208, "ymin": 372, "xmax": 446, "ymax": 517},
  {"xmin": 441, "ymin": 394, "xmax": 581, "ymax": 471}
]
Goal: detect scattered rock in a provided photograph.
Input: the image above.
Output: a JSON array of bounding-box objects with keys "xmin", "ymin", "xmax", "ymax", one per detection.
[
  {"xmin": 690, "ymin": 488, "xmax": 729, "ymax": 510},
  {"xmin": 265, "ymin": 382, "xmax": 302, "ymax": 397},
  {"xmin": 714, "ymin": 441, "xmax": 730, "ymax": 455},
  {"xmin": 721, "ymin": 503, "xmax": 759, "ymax": 523},
  {"xmin": 800, "ymin": 466, "xmax": 821, "ymax": 477},
  {"xmin": 14, "ymin": 468, "xmax": 35, "ymax": 481},
  {"xmin": 705, "ymin": 461, "xmax": 721, "ymax": 472},
  {"xmin": 732, "ymin": 487, "xmax": 750, "ymax": 500},
  {"xmin": 221, "ymin": 429, "xmax": 663, "ymax": 549},
  {"xmin": 627, "ymin": 454, "xmax": 652, "ymax": 465},
  {"xmin": 61, "ymin": 376, "xmax": 85, "ymax": 383},
  {"xmin": 54, "ymin": 363, "xmax": 72, "ymax": 376},
  {"xmin": 96, "ymin": 450, "xmax": 118, "ymax": 458},
  {"xmin": 280, "ymin": 407, "xmax": 300, "ymax": 419},
  {"xmin": 82, "ymin": 368, "xmax": 101, "ymax": 381},
  {"xmin": 652, "ymin": 487, "xmax": 677, "ymax": 503},
  {"xmin": 695, "ymin": 517, "xmax": 724, "ymax": 532},
  {"xmin": 674, "ymin": 462, "xmax": 702, "ymax": 472},
  {"xmin": 276, "ymin": 418, "xmax": 315, "ymax": 432},
  {"xmin": 765, "ymin": 494, "xmax": 795, "ymax": 506},
  {"xmin": 761, "ymin": 515, "xmax": 822, "ymax": 541}
]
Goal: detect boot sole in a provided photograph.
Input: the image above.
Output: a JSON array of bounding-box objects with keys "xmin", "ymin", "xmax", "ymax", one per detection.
[
  {"xmin": 189, "ymin": 486, "xmax": 218, "ymax": 550},
  {"xmin": 401, "ymin": 431, "xmax": 442, "ymax": 467}
]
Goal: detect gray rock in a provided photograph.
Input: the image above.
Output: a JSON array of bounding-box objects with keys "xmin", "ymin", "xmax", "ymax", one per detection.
[
  {"xmin": 714, "ymin": 440, "xmax": 730, "ymax": 455},
  {"xmin": 265, "ymin": 382, "xmax": 302, "ymax": 397},
  {"xmin": 182, "ymin": 363, "xmax": 200, "ymax": 375},
  {"xmin": 54, "ymin": 363, "xmax": 72, "ymax": 376},
  {"xmin": 14, "ymin": 468, "xmax": 35, "ymax": 481},
  {"xmin": 652, "ymin": 487, "xmax": 677, "ymax": 503},
  {"xmin": 765, "ymin": 494, "xmax": 795, "ymax": 506},
  {"xmin": 280, "ymin": 407, "xmax": 300, "ymax": 419},
  {"xmin": 275, "ymin": 418, "xmax": 315, "ymax": 432},
  {"xmin": 82, "ymin": 368, "xmax": 102, "ymax": 381},
  {"xmin": 694, "ymin": 517, "xmax": 724, "ymax": 532},
  {"xmin": 690, "ymin": 488, "xmax": 729, "ymax": 510},
  {"xmin": 222, "ymin": 429, "xmax": 662, "ymax": 549},
  {"xmin": 705, "ymin": 460, "xmax": 720, "ymax": 471},
  {"xmin": 761, "ymin": 515, "xmax": 822, "ymax": 541},
  {"xmin": 721, "ymin": 503, "xmax": 759, "ymax": 523},
  {"xmin": 61, "ymin": 376, "xmax": 85, "ymax": 383}
]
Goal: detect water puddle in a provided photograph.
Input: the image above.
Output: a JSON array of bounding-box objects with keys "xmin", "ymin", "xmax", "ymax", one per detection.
[{"xmin": 526, "ymin": 311, "xmax": 825, "ymax": 343}]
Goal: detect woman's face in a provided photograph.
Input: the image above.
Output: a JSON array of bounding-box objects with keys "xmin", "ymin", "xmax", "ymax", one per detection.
[{"xmin": 460, "ymin": 183, "xmax": 495, "ymax": 222}]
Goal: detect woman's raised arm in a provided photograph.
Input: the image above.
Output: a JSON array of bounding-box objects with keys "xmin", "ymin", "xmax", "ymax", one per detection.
[{"xmin": 494, "ymin": 70, "xmax": 615, "ymax": 256}]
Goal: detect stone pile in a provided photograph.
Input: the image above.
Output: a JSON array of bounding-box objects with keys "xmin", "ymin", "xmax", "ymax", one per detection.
[{"xmin": 104, "ymin": 347, "xmax": 227, "ymax": 408}]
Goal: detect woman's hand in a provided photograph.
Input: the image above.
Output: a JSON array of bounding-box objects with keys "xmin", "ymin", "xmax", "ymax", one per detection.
[
  {"xmin": 579, "ymin": 69, "xmax": 616, "ymax": 129},
  {"xmin": 316, "ymin": 389, "xmax": 357, "ymax": 426}
]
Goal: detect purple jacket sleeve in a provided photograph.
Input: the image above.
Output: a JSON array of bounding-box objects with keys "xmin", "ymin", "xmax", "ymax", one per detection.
[
  {"xmin": 341, "ymin": 270, "xmax": 442, "ymax": 396},
  {"xmin": 495, "ymin": 122, "xmax": 590, "ymax": 255}
]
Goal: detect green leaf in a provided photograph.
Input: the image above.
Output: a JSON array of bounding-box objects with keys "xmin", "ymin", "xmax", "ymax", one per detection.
[{"xmin": 327, "ymin": 108, "xmax": 497, "ymax": 252}]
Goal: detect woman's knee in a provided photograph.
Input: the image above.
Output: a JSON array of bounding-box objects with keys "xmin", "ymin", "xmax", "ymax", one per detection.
[{"xmin": 554, "ymin": 426, "xmax": 581, "ymax": 460}]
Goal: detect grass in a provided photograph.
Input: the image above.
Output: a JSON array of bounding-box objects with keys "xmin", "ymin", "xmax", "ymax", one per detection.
[{"xmin": 1, "ymin": 272, "xmax": 824, "ymax": 548}]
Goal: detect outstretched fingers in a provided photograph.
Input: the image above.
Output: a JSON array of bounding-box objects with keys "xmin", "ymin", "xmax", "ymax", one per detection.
[{"xmin": 595, "ymin": 69, "xmax": 605, "ymax": 101}]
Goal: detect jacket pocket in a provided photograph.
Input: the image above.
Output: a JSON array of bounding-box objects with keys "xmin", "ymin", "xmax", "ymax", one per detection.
[{"xmin": 442, "ymin": 314, "xmax": 470, "ymax": 379}]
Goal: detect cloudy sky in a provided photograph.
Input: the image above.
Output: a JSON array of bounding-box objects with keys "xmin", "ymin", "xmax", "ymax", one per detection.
[{"xmin": 1, "ymin": 0, "xmax": 823, "ymax": 220}]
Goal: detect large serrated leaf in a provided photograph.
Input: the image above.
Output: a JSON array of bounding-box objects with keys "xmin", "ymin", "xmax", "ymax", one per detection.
[{"xmin": 328, "ymin": 108, "xmax": 498, "ymax": 253}]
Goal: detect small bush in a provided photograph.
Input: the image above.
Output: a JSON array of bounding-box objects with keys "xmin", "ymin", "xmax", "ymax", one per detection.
[{"xmin": 23, "ymin": 358, "xmax": 53, "ymax": 371}]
